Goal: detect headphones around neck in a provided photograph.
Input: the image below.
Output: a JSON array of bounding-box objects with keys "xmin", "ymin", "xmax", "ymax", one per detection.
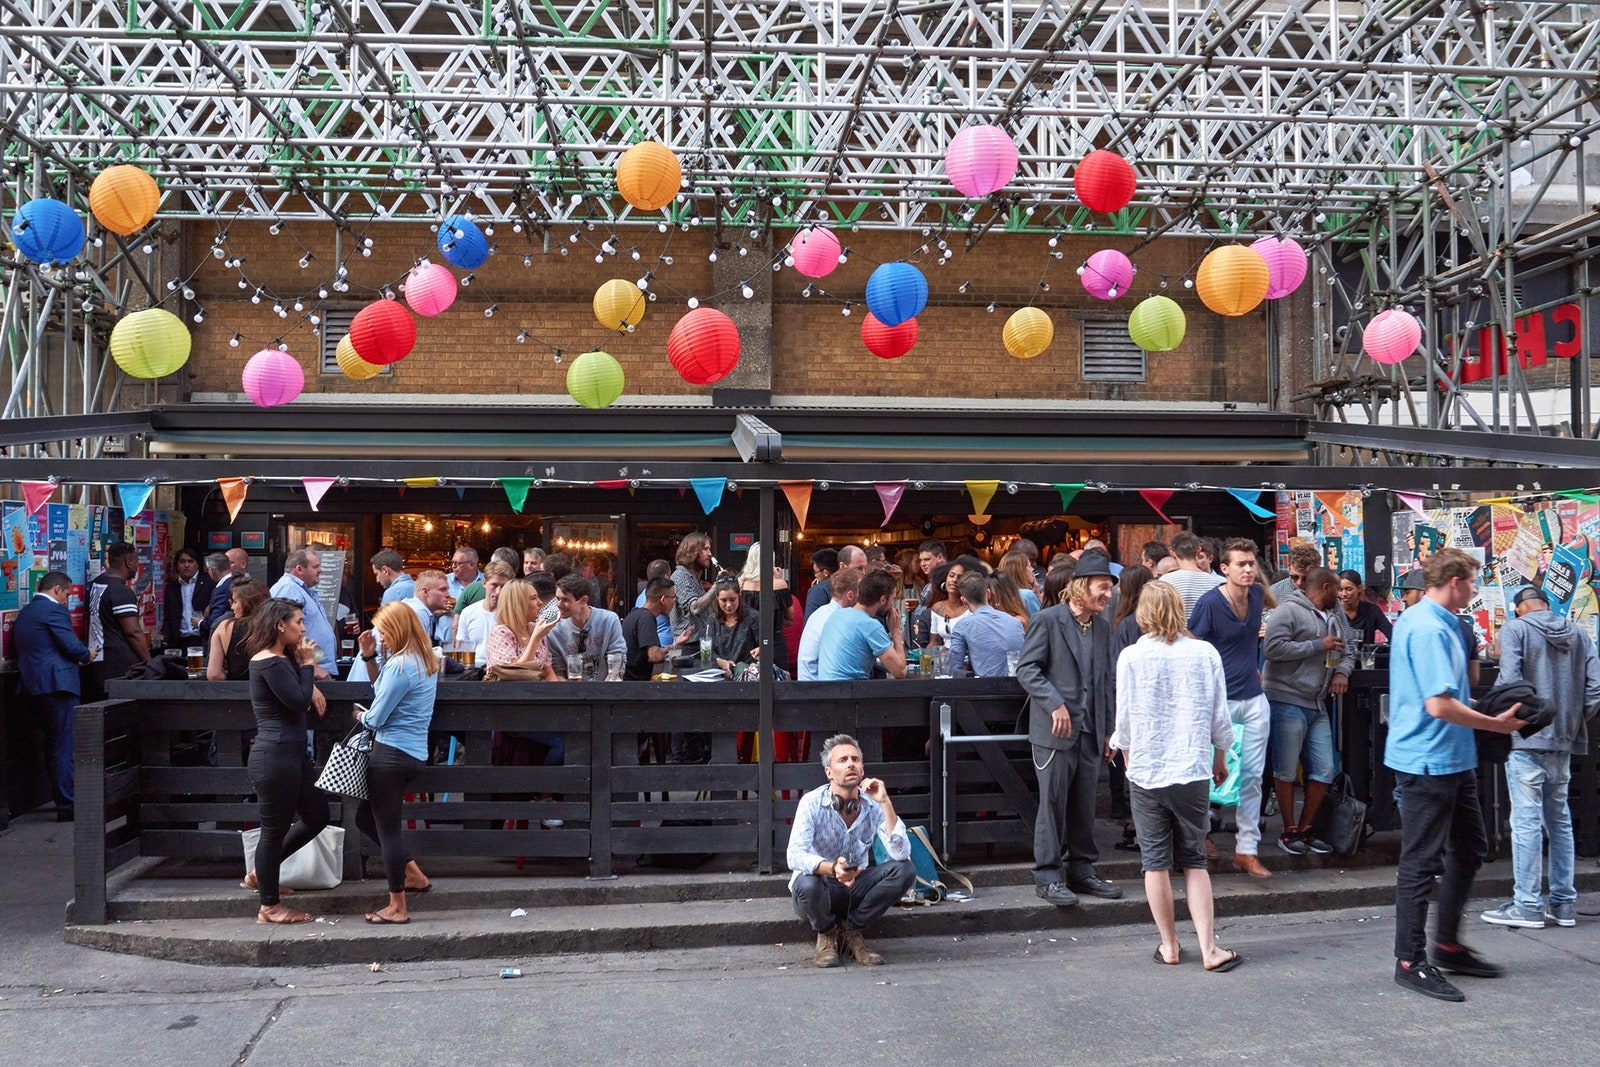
[{"xmin": 829, "ymin": 792, "xmax": 860, "ymax": 817}]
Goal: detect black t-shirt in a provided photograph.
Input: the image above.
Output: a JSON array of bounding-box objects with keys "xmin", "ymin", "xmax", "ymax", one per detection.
[
  {"xmin": 622, "ymin": 606, "xmax": 664, "ymax": 680},
  {"xmin": 89, "ymin": 572, "xmax": 142, "ymax": 677},
  {"xmin": 1343, "ymin": 600, "xmax": 1394, "ymax": 644}
]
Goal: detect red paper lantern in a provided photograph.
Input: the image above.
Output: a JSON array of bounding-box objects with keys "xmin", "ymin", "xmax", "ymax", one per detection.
[
  {"xmin": 861, "ymin": 314, "xmax": 918, "ymax": 359},
  {"xmin": 667, "ymin": 307, "xmax": 740, "ymax": 385},
  {"xmin": 348, "ymin": 299, "xmax": 417, "ymax": 365},
  {"xmin": 1074, "ymin": 150, "xmax": 1137, "ymax": 213}
]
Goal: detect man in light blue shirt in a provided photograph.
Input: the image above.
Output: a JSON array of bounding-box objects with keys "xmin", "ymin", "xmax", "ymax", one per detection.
[
  {"xmin": 402, "ymin": 569, "xmax": 455, "ymax": 646},
  {"xmin": 815, "ymin": 570, "xmax": 906, "ymax": 681},
  {"xmin": 948, "ymin": 572, "xmax": 1024, "ymax": 677},
  {"xmin": 797, "ymin": 567, "xmax": 860, "ymax": 681},
  {"xmin": 446, "ymin": 546, "xmax": 482, "ymax": 603},
  {"xmin": 787, "ymin": 733, "xmax": 914, "ymax": 967},
  {"xmin": 270, "ymin": 548, "xmax": 337, "ymax": 677},
  {"xmin": 372, "ymin": 548, "xmax": 413, "ymax": 605}
]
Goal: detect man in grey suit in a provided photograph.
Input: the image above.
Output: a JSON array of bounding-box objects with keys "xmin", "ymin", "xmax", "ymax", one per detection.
[{"xmin": 1015, "ymin": 554, "xmax": 1123, "ymax": 906}]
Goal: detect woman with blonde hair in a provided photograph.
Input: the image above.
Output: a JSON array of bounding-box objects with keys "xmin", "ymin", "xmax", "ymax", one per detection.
[
  {"xmin": 352, "ymin": 603, "xmax": 440, "ymax": 924},
  {"xmin": 1110, "ymin": 580, "xmax": 1241, "ymax": 972},
  {"xmin": 738, "ymin": 541, "xmax": 795, "ymax": 668},
  {"xmin": 484, "ymin": 579, "xmax": 558, "ymax": 678}
]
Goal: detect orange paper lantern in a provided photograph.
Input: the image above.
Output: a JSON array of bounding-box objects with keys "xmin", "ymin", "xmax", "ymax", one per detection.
[
  {"xmin": 89, "ymin": 166, "xmax": 160, "ymax": 235},
  {"xmin": 616, "ymin": 141, "xmax": 682, "ymax": 212},
  {"xmin": 1195, "ymin": 246, "xmax": 1271, "ymax": 317}
]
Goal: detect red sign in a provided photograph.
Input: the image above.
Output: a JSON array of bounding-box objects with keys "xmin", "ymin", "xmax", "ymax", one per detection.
[{"xmin": 1447, "ymin": 301, "xmax": 1582, "ymax": 384}]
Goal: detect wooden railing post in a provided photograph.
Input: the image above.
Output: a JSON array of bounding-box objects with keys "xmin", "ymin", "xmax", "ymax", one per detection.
[
  {"xmin": 589, "ymin": 703, "xmax": 612, "ymax": 878},
  {"xmin": 68, "ymin": 700, "xmax": 111, "ymax": 925}
]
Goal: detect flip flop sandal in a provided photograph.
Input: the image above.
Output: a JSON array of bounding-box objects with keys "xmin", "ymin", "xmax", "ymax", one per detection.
[
  {"xmin": 1205, "ymin": 950, "xmax": 1243, "ymax": 973},
  {"xmin": 364, "ymin": 912, "xmax": 411, "ymax": 925},
  {"xmin": 1153, "ymin": 946, "xmax": 1182, "ymax": 965}
]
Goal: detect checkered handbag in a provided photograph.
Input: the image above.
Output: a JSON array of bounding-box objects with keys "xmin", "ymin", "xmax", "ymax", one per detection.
[{"xmin": 315, "ymin": 723, "xmax": 374, "ymax": 800}]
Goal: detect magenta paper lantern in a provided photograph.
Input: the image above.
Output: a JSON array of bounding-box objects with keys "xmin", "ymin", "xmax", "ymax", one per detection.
[
  {"xmin": 667, "ymin": 307, "xmax": 741, "ymax": 385},
  {"xmin": 1079, "ymin": 249, "xmax": 1134, "ymax": 300},
  {"xmin": 1074, "ymin": 150, "xmax": 1137, "ymax": 213},
  {"xmin": 241, "ymin": 349, "xmax": 305, "ymax": 407},
  {"xmin": 404, "ymin": 262, "xmax": 457, "ymax": 317},
  {"xmin": 790, "ymin": 227, "xmax": 842, "ymax": 279},
  {"xmin": 1363, "ymin": 309, "xmax": 1423, "ymax": 365},
  {"xmin": 861, "ymin": 314, "xmax": 919, "ymax": 359},
  {"xmin": 1250, "ymin": 235, "xmax": 1308, "ymax": 300},
  {"xmin": 945, "ymin": 125, "xmax": 1019, "ymax": 198}
]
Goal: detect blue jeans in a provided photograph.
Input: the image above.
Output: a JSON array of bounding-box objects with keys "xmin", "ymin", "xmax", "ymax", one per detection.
[
  {"xmin": 1505, "ymin": 750, "xmax": 1576, "ymax": 911},
  {"xmin": 1269, "ymin": 701, "xmax": 1334, "ymax": 784}
]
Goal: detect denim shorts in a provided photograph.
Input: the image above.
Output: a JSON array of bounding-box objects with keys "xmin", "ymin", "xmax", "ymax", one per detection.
[{"xmin": 1269, "ymin": 701, "xmax": 1334, "ymax": 783}]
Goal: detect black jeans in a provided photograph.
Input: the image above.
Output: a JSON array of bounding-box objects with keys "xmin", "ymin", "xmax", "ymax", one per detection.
[
  {"xmin": 356, "ymin": 742, "xmax": 426, "ymax": 893},
  {"xmin": 1393, "ymin": 768, "xmax": 1488, "ymax": 962},
  {"xmin": 791, "ymin": 859, "xmax": 916, "ymax": 933},
  {"xmin": 247, "ymin": 740, "xmax": 331, "ymax": 906},
  {"xmin": 1032, "ymin": 732, "xmax": 1102, "ymax": 887}
]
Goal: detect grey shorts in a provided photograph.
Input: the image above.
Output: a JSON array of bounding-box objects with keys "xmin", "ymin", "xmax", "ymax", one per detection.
[{"xmin": 1130, "ymin": 778, "xmax": 1211, "ymax": 873}]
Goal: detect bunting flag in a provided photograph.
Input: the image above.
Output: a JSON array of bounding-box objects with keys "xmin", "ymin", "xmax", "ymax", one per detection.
[
  {"xmin": 966, "ymin": 480, "xmax": 1000, "ymax": 518},
  {"xmin": 1395, "ymin": 491, "xmax": 1430, "ymax": 518},
  {"xmin": 403, "ymin": 477, "xmax": 439, "ymax": 488},
  {"xmin": 1555, "ymin": 489, "xmax": 1600, "ymax": 504},
  {"xmin": 501, "ymin": 477, "xmax": 532, "ymax": 513},
  {"xmin": 1053, "ymin": 482, "xmax": 1086, "ymax": 513},
  {"xmin": 455, "ymin": 487, "xmax": 467, "ymax": 500},
  {"xmin": 1139, "ymin": 488, "xmax": 1176, "ymax": 525},
  {"xmin": 217, "ymin": 477, "xmax": 249, "ymax": 523},
  {"xmin": 302, "ymin": 478, "xmax": 336, "ymax": 512},
  {"xmin": 21, "ymin": 481, "xmax": 55, "ymax": 516},
  {"xmin": 875, "ymin": 482, "xmax": 906, "ymax": 527},
  {"xmin": 1314, "ymin": 490, "xmax": 1349, "ymax": 530},
  {"xmin": 1226, "ymin": 488, "xmax": 1275, "ymax": 519},
  {"xmin": 690, "ymin": 477, "xmax": 725, "ymax": 515},
  {"xmin": 117, "ymin": 481, "xmax": 154, "ymax": 519},
  {"xmin": 594, "ymin": 479, "xmax": 629, "ymax": 490},
  {"xmin": 780, "ymin": 480, "xmax": 814, "ymax": 530}
]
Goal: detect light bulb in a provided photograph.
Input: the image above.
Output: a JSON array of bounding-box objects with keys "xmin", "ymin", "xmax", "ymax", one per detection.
[
  {"xmin": 741, "ymin": 284, "xmax": 754, "ymax": 299},
  {"xmin": 686, "ymin": 296, "xmax": 699, "ymax": 308}
]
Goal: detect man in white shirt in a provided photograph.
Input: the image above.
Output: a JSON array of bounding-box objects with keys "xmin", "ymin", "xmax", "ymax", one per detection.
[
  {"xmin": 1160, "ymin": 531, "xmax": 1224, "ymax": 618},
  {"xmin": 796, "ymin": 567, "xmax": 862, "ymax": 680},
  {"xmin": 455, "ymin": 560, "xmax": 513, "ymax": 659}
]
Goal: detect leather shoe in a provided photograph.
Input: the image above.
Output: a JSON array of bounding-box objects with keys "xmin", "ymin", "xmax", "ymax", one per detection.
[
  {"xmin": 813, "ymin": 930, "xmax": 840, "ymax": 968},
  {"xmin": 1232, "ymin": 853, "xmax": 1272, "ymax": 879},
  {"xmin": 1035, "ymin": 881, "xmax": 1079, "ymax": 907},
  {"xmin": 1067, "ymin": 874, "xmax": 1124, "ymax": 900}
]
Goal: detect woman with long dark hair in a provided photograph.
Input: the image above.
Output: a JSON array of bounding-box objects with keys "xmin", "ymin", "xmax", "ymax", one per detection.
[
  {"xmin": 242, "ymin": 598, "xmax": 329, "ymax": 924},
  {"xmin": 709, "ymin": 577, "xmax": 760, "ymax": 676},
  {"xmin": 206, "ymin": 576, "xmax": 269, "ymax": 681}
]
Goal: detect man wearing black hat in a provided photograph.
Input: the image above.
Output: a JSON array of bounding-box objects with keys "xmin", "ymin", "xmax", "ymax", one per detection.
[
  {"xmin": 1015, "ymin": 553, "xmax": 1122, "ymax": 906},
  {"xmin": 1479, "ymin": 586, "xmax": 1600, "ymax": 930}
]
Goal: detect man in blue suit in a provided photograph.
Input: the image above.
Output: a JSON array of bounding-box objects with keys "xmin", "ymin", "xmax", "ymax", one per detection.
[
  {"xmin": 14, "ymin": 571, "xmax": 94, "ymax": 821},
  {"xmin": 203, "ymin": 548, "xmax": 249, "ymax": 635}
]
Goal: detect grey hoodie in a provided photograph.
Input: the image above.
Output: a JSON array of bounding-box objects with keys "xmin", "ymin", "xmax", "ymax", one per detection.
[
  {"xmin": 1497, "ymin": 609, "xmax": 1600, "ymax": 755},
  {"xmin": 1262, "ymin": 589, "xmax": 1353, "ymax": 707}
]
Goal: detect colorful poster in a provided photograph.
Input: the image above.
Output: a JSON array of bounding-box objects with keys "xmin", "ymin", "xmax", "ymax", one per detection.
[
  {"xmin": 1504, "ymin": 522, "xmax": 1544, "ymax": 582},
  {"xmin": 1541, "ymin": 539, "xmax": 1590, "ymax": 616}
]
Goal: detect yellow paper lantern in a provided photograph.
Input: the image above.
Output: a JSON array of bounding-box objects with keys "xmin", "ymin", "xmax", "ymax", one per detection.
[
  {"xmin": 89, "ymin": 166, "xmax": 160, "ymax": 236},
  {"xmin": 335, "ymin": 334, "xmax": 383, "ymax": 380},
  {"xmin": 1003, "ymin": 307, "xmax": 1054, "ymax": 359},
  {"xmin": 109, "ymin": 308, "xmax": 190, "ymax": 379},
  {"xmin": 616, "ymin": 141, "xmax": 682, "ymax": 211},
  {"xmin": 593, "ymin": 279, "xmax": 647, "ymax": 331},
  {"xmin": 1196, "ymin": 246, "xmax": 1271, "ymax": 317}
]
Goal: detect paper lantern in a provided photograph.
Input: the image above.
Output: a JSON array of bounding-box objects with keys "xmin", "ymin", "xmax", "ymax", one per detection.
[
  {"xmin": 945, "ymin": 125, "xmax": 1019, "ymax": 198},
  {"xmin": 1003, "ymin": 307, "xmax": 1054, "ymax": 359},
  {"xmin": 335, "ymin": 335, "xmax": 383, "ymax": 380},
  {"xmin": 616, "ymin": 141, "xmax": 682, "ymax": 212},
  {"xmin": 1250, "ymin": 235, "xmax": 1308, "ymax": 300},
  {"xmin": 108, "ymin": 308, "xmax": 191, "ymax": 379},
  {"xmin": 436, "ymin": 214, "xmax": 487, "ymax": 270},
  {"xmin": 667, "ymin": 307, "xmax": 740, "ymax": 385},
  {"xmin": 1363, "ymin": 309, "xmax": 1423, "ymax": 365},
  {"xmin": 1074, "ymin": 150, "xmax": 1137, "ymax": 214},
  {"xmin": 864, "ymin": 262, "xmax": 928, "ymax": 327},
  {"xmin": 1128, "ymin": 295, "xmax": 1187, "ymax": 352},
  {"xmin": 348, "ymin": 299, "xmax": 417, "ymax": 365},
  {"xmin": 566, "ymin": 350, "xmax": 626, "ymax": 409},
  {"xmin": 242, "ymin": 349, "xmax": 305, "ymax": 408},
  {"xmin": 861, "ymin": 314, "xmax": 919, "ymax": 359},
  {"xmin": 404, "ymin": 262, "xmax": 457, "ymax": 317},
  {"xmin": 1196, "ymin": 246, "xmax": 1271, "ymax": 317},
  {"xmin": 790, "ymin": 227, "xmax": 842, "ymax": 279},
  {"xmin": 89, "ymin": 166, "xmax": 160, "ymax": 236},
  {"xmin": 593, "ymin": 278, "xmax": 647, "ymax": 330},
  {"xmin": 1080, "ymin": 249, "xmax": 1134, "ymax": 300},
  {"xmin": 11, "ymin": 198, "xmax": 85, "ymax": 264}
]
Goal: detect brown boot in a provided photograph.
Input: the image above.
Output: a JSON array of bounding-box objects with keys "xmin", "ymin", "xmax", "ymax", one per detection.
[
  {"xmin": 813, "ymin": 929, "xmax": 840, "ymax": 968},
  {"xmin": 838, "ymin": 923, "xmax": 884, "ymax": 966},
  {"xmin": 1232, "ymin": 853, "xmax": 1272, "ymax": 879}
]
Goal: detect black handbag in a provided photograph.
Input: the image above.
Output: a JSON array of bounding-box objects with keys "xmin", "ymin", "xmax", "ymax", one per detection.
[{"xmin": 1311, "ymin": 773, "xmax": 1368, "ymax": 855}]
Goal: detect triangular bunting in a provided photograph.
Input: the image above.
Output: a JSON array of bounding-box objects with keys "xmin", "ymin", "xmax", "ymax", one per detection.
[
  {"xmin": 455, "ymin": 487, "xmax": 467, "ymax": 501},
  {"xmin": 1139, "ymin": 489, "xmax": 1176, "ymax": 525},
  {"xmin": 875, "ymin": 482, "xmax": 906, "ymax": 527},
  {"xmin": 1226, "ymin": 488, "xmax": 1275, "ymax": 520},
  {"xmin": 1555, "ymin": 489, "xmax": 1600, "ymax": 505},
  {"xmin": 403, "ymin": 477, "xmax": 439, "ymax": 488},
  {"xmin": 966, "ymin": 480, "xmax": 1000, "ymax": 518},
  {"xmin": 1314, "ymin": 491, "xmax": 1349, "ymax": 530},
  {"xmin": 780, "ymin": 481, "xmax": 814, "ymax": 531},
  {"xmin": 594, "ymin": 479, "xmax": 630, "ymax": 490},
  {"xmin": 1395, "ymin": 491, "xmax": 1430, "ymax": 518},
  {"xmin": 117, "ymin": 482, "xmax": 154, "ymax": 519},
  {"xmin": 501, "ymin": 477, "xmax": 532, "ymax": 514},
  {"xmin": 690, "ymin": 477, "xmax": 725, "ymax": 515},
  {"xmin": 217, "ymin": 477, "xmax": 249, "ymax": 524},
  {"xmin": 1053, "ymin": 482, "xmax": 1086, "ymax": 513},
  {"xmin": 302, "ymin": 478, "xmax": 336, "ymax": 512},
  {"xmin": 22, "ymin": 481, "xmax": 55, "ymax": 516}
]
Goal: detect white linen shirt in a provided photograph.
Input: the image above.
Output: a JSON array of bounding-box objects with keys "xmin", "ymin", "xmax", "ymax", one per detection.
[
  {"xmin": 1110, "ymin": 634, "xmax": 1235, "ymax": 790},
  {"xmin": 785, "ymin": 784, "xmax": 910, "ymax": 890}
]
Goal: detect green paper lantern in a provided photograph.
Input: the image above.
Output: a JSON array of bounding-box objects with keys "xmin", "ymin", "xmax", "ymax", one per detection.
[
  {"xmin": 1127, "ymin": 295, "xmax": 1186, "ymax": 353},
  {"xmin": 109, "ymin": 307, "xmax": 191, "ymax": 378},
  {"xmin": 566, "ymin": 350, "xmax": 625, "ymax": 409}
]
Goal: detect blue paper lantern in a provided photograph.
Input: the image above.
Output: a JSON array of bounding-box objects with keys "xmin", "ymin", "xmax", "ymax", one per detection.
[
  {"xmin": 865, "ymin": 262, "xmax": 929, "ymax": 327},
  {"xmin": 11, "ymin": 198, "xmax": 85, "ymax": 264},
  {"xmin": 437, "ymin": 214, "xmax": 488, "ymax": 270}
]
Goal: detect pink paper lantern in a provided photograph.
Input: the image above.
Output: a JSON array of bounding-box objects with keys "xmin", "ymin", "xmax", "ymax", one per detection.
[
  {"xmin": 790, "ymin": 227, "xmax": 842, "ymax": 279},
  {"xmin": 241, "ymin": 349, "xmax": 304, "ymax": 407},
  {"xmin": 404, "ymin": 262, "xmax": 457, "ymax": 317},
  {"xmin": 1079, "ymin": 249, "xmax": 1134, "ymax": 300},
  {"xmin": 1363, "ymin": 309, "xmax": 1423, "ymax": 365},
  {"xmin": 945, "ymin": 125, "xmax": 1019, "ymax": 198},
  {"xmin": 1250, "ymin": 235, "xmax": 1308, "ymax": 299}
]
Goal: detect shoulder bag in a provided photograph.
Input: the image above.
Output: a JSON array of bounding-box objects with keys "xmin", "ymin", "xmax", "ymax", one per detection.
[{"xmin": 315, "ymin": 719, "xmax": 374, "ymax": 800}]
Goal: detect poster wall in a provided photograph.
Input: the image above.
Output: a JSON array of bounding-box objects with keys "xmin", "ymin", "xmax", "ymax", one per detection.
[{"xmin": 1275, "ymin": 490, "xmax": 1365, "ymax": 576}]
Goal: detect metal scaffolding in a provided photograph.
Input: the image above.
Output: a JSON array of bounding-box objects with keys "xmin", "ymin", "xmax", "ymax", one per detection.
[{"xmin": 2, "ymin": 1, "xmax": 1598, "ymax": 451}]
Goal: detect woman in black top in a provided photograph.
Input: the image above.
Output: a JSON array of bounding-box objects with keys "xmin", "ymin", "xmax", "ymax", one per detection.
[
  {"xmin": 1338, "ymin": 570, "xmax": 1394, "ymax": 644},
  {"xmin": 708, "ymin": 579, "xmax": 760, "ymax": 676},
  {"xmin": 206, "ymin": 576, "xmax": 269, "ymax": 681},
  {"xmin": 242, "ymin": 598, "xmax": 329, "ymax": 924},
  {"xmin": 738, "ymin": 542, "xmax": 795, "ymax": 670}
]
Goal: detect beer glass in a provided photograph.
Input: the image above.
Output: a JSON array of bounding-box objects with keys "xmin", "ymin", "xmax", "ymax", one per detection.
[{"xmin": 186, "ymin": 646, "xmax": 204, "ymax": 677}]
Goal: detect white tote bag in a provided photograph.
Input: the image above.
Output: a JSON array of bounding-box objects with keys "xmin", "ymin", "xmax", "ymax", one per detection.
[{"xmin": 240, "ymin": 825, "xmax": 344, "ymax": 890}]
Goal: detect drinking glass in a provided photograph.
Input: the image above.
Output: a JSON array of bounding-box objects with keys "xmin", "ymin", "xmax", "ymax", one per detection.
[
  {"xmin": 1361, "ymin": 644, "xmax": 1377, "ymax": 670},
  {"xmin": 186, "ymin": 646, "xmax": 205, "ymax": 677},
  {"xmin": 1005, "ymin": 650, "xmax": 1021, "ymax": 676},
  {"xmin": 930, "ymin": 647, "xmax": 951, "ymax": 678},
  {"xmin": 459, "ymin": 647, "xmax": 476, "ymax": 667},
  {"xmin": 566, "ymin": 654, "xmax": 585, "ymax": 681},
  {"xmin": 606, "ymin": 652, "xmax": 624, "ymax": 681}
]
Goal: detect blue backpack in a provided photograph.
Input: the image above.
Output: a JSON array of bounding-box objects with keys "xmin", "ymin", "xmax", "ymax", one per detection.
[{"xmin": 873, "ymin": 825, "xmax": 975, "ymax": 904}]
